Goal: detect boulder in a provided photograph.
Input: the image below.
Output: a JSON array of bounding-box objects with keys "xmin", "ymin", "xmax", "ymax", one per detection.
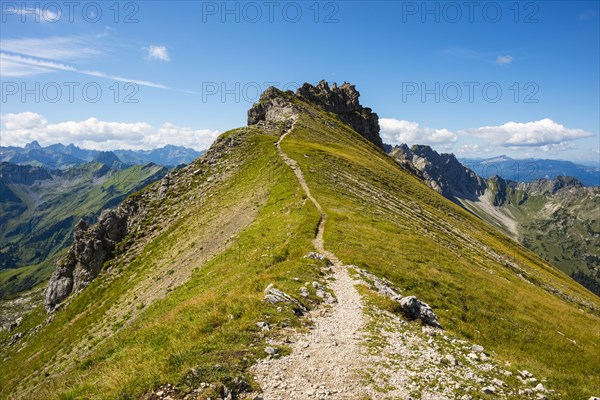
[{"xmin": 399, "ymin": 295, "xmax": 442, "ymax": 328}]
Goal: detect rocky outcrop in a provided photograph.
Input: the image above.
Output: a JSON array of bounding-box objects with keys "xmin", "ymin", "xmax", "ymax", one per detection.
[
  {"xmin": 44, "ymin": 209, "xmax": 129, "ymax": 312},
  {"xmin": 247, "ymin": 87, "xmax": 299, "ymax": 126},
  {"xmin": 248, "ymin": 81, "xmax": 383, "ymax": 149},
  {"xmin": 391, "ymin": 144, "xmax": 486, "ymax": 201},
  {"xmin": 296, "ymin": 81, "xmax": 382, "ymax": 149}
]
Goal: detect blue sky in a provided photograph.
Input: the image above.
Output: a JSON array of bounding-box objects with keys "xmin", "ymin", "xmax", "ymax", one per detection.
[{"xmin": 1, "ymin": 1, "xmax": 599, "ymax": 163}]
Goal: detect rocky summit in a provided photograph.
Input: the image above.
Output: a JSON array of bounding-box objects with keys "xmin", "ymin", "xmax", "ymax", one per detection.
[
  {"xmin": 1, "ymin": 82, "xmax": 599, "ymax": 400},
  {"xmin": 249, "ymin": 80, "xmax": 383, "ymax": 149}
]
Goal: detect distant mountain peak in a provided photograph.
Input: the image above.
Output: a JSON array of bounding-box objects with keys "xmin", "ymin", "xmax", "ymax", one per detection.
[
  {"xmin": 92, "ymin": 151, "xmax": 122, "ymax": 168},
  {"xmin": 248, "ymin": 80, "xmax": 383, "ymax": 149},
  {"xmin": 390, "ymin": 143, "xmax": 486, "ymax": 201},
  {"xmin": 24, "ymin": 140, "xmax": 42, "ymax": 150}
]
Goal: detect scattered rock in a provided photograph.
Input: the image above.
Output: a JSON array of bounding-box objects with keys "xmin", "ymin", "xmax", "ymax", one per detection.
[
  {"xmin": 299, "ymin": 286, "xmax": 309, "ymax": 298},
  {"xmin": 535, "ymin": 383, "xmax": 546, "ymax": 392},
  {"xmin": 9, "ymin": 332, "xmax": 22, "ymax": 346},
  {"xmin": 323, "ymin": 292, "xmax": 337, "ymax": 304},
  {"xmin": 233, "ymin": 376, "xmax": 248, "ymax": 393},
  {"xmin": 443, "ymin": 354, "xmax": 459, "ymax": 366},
  {"xmin": 492, "ymin": 378, "xmax": 506, "ymax": 387},
  {"xmin": 519, "ymin": 370, "xmax": 533, "ymax": 378}
]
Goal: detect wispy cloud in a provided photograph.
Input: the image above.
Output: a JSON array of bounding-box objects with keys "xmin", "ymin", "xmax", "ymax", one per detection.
[
  {"xmin": 0, "ymin": 34, "xmax": 171, "ymax": 89},
  {"xmin": 0, "ymin": 53, "xmax": 170, "ymax": 89},
  {"xmin": 1, "ymin": 112, "xmax": 220, "ymax": 151},
  {"xmin": 443, "ymin": 47, "xmax": 517, "ymax": 65},
  {"xmin": 496, "ymin": 55, "xmax": 513, "ymax": 65},
  {"xmin": 145, "ymin": 45, "xmax": 170, "ymax": 62},
  {"xmin": 0, "ymin": 36, "xmax": 102, "ymax": 61}
]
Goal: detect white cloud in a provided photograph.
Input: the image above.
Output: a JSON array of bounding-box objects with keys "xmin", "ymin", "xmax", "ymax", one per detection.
[
  {"xmin": 380, "ymin": 118, "xmax": 458, "ymax": 146},
  {"xmin": 0, "ymin": 53, "xmax": 169, "ymax": 89},
  {"xmin": 462, "ymin": 118, "xmax": 593, "ymax": 147},
  {"xmin": 496, "ymin": 55, "xmax": 513, "ymax": 65},
  {"xmin": 1, "ymin": 112, "xmax": 48, "ymax": 130},
  {"xmin": 1, "ymin": 112, "xmax": 219, "ymax": 151},
  {"xmin": 0, "ymin": 36, "xmax": 101, "ymax": 61},
  {"xmin": 146, "ymin": 45, "xmax": 170, "ymax": 62}
]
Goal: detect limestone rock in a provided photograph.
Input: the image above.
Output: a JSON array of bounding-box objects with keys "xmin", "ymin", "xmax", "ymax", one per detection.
[
  {"xmin": 482, "ymin": 386, "xmax": 496, "ymax": 394},
  {"xmin": 247, "ymin": 87, "xmax": 298, "ymax": 126}
]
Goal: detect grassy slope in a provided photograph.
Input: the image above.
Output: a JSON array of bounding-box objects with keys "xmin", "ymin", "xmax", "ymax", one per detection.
[
  {"xmin": 0, "ymin": 163, "xmax": 167, "ymax": 299},
  {"xmin": 281, "ymin": 103, "xmax": 599, "ymax": 398},
  {"xmin": 1, "ymin": 127, "xmax": 324, "ymax": 399},
  {"xmin": 1, "ymin": 100, "xmax": 598, "ymax": 399}
]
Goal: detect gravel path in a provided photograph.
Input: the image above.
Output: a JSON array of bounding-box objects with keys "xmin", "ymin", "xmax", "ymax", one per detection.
[{"xmin": 251, "ymin": 120, "xmax": 374, "ymax": 399}]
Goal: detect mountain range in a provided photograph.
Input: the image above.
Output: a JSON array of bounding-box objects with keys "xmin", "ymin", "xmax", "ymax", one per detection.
[
  {"xmin": 460, "ymin": 155, "xmax": 599, "ymax": 187},
  {"xmin": 1, "ymin": 141, "xmax": 202, "ymax": 169},
  {"xmin": 1, "ymin": 82, "xmax": 598, "ymax": 399}
]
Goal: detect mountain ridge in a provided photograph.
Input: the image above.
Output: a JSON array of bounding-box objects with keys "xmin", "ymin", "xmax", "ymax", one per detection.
[
  {"xmin": 2, "ymin": 82, "xmax": 599, "ymax": 399},
  {"xmin": 1, "ymin": 142, "xmax": 202, "ymax": 169},
  {"xmin": 460, "ymin": 155, "xmax": 599, "ymax": 187}
]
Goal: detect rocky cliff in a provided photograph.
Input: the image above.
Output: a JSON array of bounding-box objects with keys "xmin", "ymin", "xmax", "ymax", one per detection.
[
  {"xmin": 248, "ymin": 80, "xmax": 383, "ymax": 149},
  {"xmin": 390, "ymin": 144, "xmax": 486, "ymax": 201},
  {"xmin": 45, "ymin": 209, "xmax": 130, "ymax": 311}
]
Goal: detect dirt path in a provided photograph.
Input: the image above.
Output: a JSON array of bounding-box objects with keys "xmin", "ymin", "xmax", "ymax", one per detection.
[{"xmin": 251, "ymin": 120, "xmax": 373, "ymax": 399}]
